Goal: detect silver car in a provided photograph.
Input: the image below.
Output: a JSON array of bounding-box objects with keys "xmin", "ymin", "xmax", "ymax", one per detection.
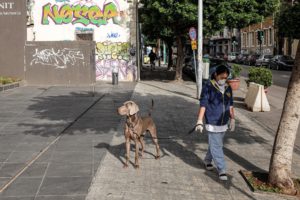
[{"xmin": 255, "ymin": 54, "xmax": 273, "ymax": 67}]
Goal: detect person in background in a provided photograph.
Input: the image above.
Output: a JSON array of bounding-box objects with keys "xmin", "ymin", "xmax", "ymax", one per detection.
[
  {"xmin": 195, "ymin": 65, "xmax": 235, "ymax": 181},
  {"xmin": 148, "ymin": 50, "xmax": 157, "ymax": 71}
]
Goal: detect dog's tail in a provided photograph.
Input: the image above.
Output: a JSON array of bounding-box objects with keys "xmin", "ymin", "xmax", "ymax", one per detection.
[{"xmin": 148, "ymin": 99, "xmax": 154, "ymax": 116}]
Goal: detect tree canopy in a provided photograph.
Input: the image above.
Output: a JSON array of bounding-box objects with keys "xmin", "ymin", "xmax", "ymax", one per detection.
[
  {"xmin": 276, "ymin": 1, "xmax": 300, "ymax": 39},
  {"xmin": 140, "ymin": 0, "xmax": 280, "ymax": 39}
]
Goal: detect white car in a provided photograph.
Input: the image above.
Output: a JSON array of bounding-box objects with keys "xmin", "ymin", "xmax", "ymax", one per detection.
[{"xmin": 228, "ymin": 52, "xmax": 238, "ymax": 62}]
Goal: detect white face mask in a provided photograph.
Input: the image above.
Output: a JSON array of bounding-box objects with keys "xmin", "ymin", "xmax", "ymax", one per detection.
[{"xmin": 217, "ymin": 79, "xmax": 226, "ymax": 86}]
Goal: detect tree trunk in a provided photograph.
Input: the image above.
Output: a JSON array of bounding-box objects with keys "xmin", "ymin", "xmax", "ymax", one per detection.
[
  {"xmin": 269, "ymin": 42, "xmax": 300, "ymax": 194},
  {"xmin": 167, "ymin": 42, "xmax": 173, "ymax": 70},
  {"xmin": 175, "ymin": 35, "xmax": 184, "ymax": 81}
]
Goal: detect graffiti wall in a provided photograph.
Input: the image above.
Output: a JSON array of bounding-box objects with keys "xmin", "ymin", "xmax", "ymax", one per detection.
[
  {"xmin": 32, "ymin": 0, "xmax": 136, "ymax": 81},
  {"xmin": 25, "ymin": 41, "xmax": 96, "ymax": 85}
]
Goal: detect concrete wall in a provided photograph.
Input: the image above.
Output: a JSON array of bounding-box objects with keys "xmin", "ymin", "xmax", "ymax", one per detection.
[
  {"xmin": 0, "ymin": 0, "xmax": 26, "ymax": 79},
  {"xmin": 25, "ymin": 41, "xmax": 96, "ymax": 85}
]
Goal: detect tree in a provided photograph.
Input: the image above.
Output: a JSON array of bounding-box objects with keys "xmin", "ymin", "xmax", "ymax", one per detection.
[
  {"xmin": 269, "ymin": 1, "xmax": 300, "ymax": 194},
  {"xmin": 140, "ymin": 0, "xmax": 197, "ymax": 81},
  {"xmin": 140, "ymin": 0, "xmax": 278, "ymax": 81}
]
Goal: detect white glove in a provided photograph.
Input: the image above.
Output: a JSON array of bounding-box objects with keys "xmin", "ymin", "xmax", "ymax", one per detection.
[
  {"xmin": 229, "ymin": 119, "xmax": 235, "ymax": 132},
  {"xmin": 195, "ymin": 119, "xmax": 204, "ymax": 133}
]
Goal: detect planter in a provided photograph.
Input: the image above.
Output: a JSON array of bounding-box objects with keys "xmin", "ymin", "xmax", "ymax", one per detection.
[{"xmin": 227, "ymin": 79, "xmax": 240, "ymax": 90}]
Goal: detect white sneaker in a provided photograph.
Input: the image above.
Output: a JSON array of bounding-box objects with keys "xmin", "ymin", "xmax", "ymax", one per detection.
[
  {"xmin": 204, "ymin": 161, "xmax": 213, "ymax": 171},
  {"xmin": 219, "ymin": 173, "xmax": 228, "ymax": 181}
]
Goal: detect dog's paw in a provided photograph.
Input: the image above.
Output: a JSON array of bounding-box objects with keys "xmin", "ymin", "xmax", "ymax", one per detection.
[
  {"xmin": 123, "ymin": 164, "xmax": 128, "ymax": 169},
  {"xmin": 155, "ymin": 155, "xmax": 160, "ymax": 160},
  {"xmin": 134, "ymin": 164, "xmax": 139, "ymax": 169}
]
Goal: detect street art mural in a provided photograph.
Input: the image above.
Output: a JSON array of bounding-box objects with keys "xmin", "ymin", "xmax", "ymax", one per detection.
[
  {"xmin": 30, "ymin": 0, "xmax": 136, "ymax": 81},
  {"xmin": 42, "ymin": 2, "xmax": 120, "ymax": 27},
  {"xmin": 30, "ymin": 48, "xmax": 84, "ymax": 69},
  {"xmin": 95, "ymin": 42, "xmax": 136, "ymax": 81}
]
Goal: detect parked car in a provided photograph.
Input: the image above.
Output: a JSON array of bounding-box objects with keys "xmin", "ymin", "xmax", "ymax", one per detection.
[
  {"xmin": 246, "ymin": 54, "xmax": 260, "ymax": 66},
  {"xmin": 236, "ymin": 54, "xmax": 248, "ymax": 64},
  {"xmin": 214, "ymin": 52, "xmax": 226, "ymax": 60},
  {"xmin": 228, "ymin": 52, "xmax": 238, "ymax": 62},
  {"xmin": 269, "ymin": 55, "xmax": 295, "ymax": 70},
  {"xmin": 255, "ymin": 54, "xmax": 273, "ymax": 67},
  {"xmin": 240, "ymin": 54, "xmax": 249, "ymax": 65}
]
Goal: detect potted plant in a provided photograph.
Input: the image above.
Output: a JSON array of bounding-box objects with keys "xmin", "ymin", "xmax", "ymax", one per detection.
[
  {"xmin": 227, "ymin": 64, "xmax": 242, "ymax": 90},
  {"xmin": 247, "ymin": 67, "xmax": 273, "ymax": 92}
]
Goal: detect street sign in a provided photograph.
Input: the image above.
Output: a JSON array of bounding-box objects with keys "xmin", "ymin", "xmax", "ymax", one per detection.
[
  {"xmin": 191, "ymin": 40, "xmax": 197, "ymax": 50},
  {"xmin": 189, "ymin": 27, "xmax": 197, "ymax": 41}
]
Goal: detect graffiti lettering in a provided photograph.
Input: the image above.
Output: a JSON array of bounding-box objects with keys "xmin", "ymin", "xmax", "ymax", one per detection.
[
  {"xmin": 95, "ymin": 42, "xmax": 137, "ymax": 81},
  {"xmin": 30, "ymin": 48, "xmax": 84, "ymax": 69},
  {"xmin": 107, "ymin": 32, "xmax": 120, "ymax": 38},
  {"xmin": 42, "ymin": 3, "xmax": 119, "ymax": 27},
  {"xmin": 96, "ymin": 42, "xmax": 129, "ymax": 61}
]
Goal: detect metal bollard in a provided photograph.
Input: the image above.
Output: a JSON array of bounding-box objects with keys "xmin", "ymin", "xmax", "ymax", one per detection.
[{"xmin": 112, "ymin": 72, "xmax": 118, "ymax": 85}]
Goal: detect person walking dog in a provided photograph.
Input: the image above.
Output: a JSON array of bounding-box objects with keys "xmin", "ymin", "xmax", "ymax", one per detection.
[{"xmin": 195, "ymin": 65, "xmax": 235, "ymax": 181}]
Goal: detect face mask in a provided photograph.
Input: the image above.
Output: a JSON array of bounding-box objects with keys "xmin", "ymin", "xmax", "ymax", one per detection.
[{"xmin": 217, "ymin": 79, "xmax": 226, "ymax": 85}]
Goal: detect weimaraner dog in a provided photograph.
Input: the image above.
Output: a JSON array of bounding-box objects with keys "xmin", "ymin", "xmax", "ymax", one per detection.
[{"xmin": 117, "ymin": 100, "xmax": 160, "ymax": 168}]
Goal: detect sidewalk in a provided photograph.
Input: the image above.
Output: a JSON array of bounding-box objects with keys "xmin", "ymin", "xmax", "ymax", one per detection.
[{"xmin": 86, "ymin": 76, "xmax": 300, "ymax": 199}]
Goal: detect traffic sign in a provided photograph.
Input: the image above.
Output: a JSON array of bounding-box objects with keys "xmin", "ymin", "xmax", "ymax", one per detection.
[
  {"xmin": 189, "ymin": 27, "xmax": 197, "ymax": 41},
  {"xmin": 191, "ymin": 40, "xmax": 197, "ymax": 50}
]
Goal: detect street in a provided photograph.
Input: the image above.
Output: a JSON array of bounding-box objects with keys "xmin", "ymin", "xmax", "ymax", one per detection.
[
  {"xmin": 233, "ymin": 63, "xmax": 300, "ymax": 158},
  {"xmin": 237, "ymin": 64, "xmax": 292, "ymax": 88}
]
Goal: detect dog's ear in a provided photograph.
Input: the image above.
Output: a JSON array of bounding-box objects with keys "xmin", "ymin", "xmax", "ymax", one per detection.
[{"xmin": 124, "ymin": 101, "xmax": 139, "ymax": 115}]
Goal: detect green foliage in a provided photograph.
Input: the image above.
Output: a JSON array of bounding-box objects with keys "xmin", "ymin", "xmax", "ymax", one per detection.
[
  {"xmin": 140, "ymin": 0, "xmax": 280, "ymax": 39},
  {"xmin": 248, "ymin": 67, "xmax": 273, "ymax": 88},
  {"xmin": 204, "ymin": 0, "xmax": 279, "ymax": 35},
  {"xmin": 0, "ymin": 76, "xmax": 18, "ymax": 85},
  {"xmin": 276, "ymin": 1, "xmax": 300, "ymax": 39},
  {"xmin": 231, "ymin": 64, "xmax": 242, "ymax": 79},
  {"xmin": 140, "ymin": 0, "xmax": 197, "ymax": 40}
]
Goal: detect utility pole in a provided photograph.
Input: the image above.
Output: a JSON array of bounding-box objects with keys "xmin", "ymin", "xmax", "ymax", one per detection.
[
  {"xmin": 136, "ymin": 0, "xmax": 141, "ymax": 81},
  {"xmin": 197, "ymin": 0, "xmax": 203, "ymax": 99}
]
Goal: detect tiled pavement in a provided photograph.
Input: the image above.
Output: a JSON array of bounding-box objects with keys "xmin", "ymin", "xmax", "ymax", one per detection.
[{"xmin": 0, "ymin": 83, "xmax": 136, "ymax": 200}]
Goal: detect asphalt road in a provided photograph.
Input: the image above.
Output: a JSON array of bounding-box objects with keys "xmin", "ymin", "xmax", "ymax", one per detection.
[{"xmin": 237, "ymin": 64, "xmax": 292, "ymax": 88}]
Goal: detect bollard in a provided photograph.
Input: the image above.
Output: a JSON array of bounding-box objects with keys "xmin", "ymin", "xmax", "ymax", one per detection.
[{"xmin": 112, "ymin": 72, "xmax": 118, "ymax": 85}]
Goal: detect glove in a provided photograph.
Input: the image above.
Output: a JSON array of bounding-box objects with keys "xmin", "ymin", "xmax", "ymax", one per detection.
[
  {"xmin": 195, "ymin": 119, "xmax": 204, "ymax": 133},
  {"xmin": 229, "ymin": 119, "xmax": 235, "ymax": 132}
]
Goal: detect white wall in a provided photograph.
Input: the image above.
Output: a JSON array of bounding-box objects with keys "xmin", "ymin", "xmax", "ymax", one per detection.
[{"xmin": 31, "ymin": 0, "xmax": 136, "ymax": 81}]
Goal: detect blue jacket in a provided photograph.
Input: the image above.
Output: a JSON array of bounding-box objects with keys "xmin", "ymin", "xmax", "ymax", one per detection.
[{"xmin": 200, "ymin": 80, "xmax": 233, "ymax": 126}]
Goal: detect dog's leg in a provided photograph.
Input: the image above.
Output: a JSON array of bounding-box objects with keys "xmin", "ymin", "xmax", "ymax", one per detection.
[
  {"xmin": 124, "ymin": 138, "xmax": 130, "ymax": 168},
  {"xmin": 139, "ymin": 136, "xmax": 145, "ymax": 158},
  {"xmin": 134, "ymin": 139, "xmax": 140, "ymax": 168},
  {"xmin": 148, "ymin": 126, "xmax": 160, "ymax": 159}
]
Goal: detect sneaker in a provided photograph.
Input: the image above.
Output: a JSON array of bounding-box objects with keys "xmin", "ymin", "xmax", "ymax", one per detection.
[
  {"xmin": 219, "ymin": 173, "xmax": 228, "ymax": 181},
  {"xmin": 204, "ymin": 161, "xmax": 213, "ymax": 171}
]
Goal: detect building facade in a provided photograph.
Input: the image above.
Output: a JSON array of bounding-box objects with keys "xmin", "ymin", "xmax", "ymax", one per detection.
[
  {"xmin": 240, "ymin": 17, "xmax": 275, "ymax": 55},
  {"xmin": 208, "ymin": 27, "xmax": 241, "ymax": 57},
  {"xmin": 27, "ymin": 0, "xmax": 139, "ymax": 83},
  {"xmin": 240, "ymin": 16, "xmax": 299, "ymax": 58}
]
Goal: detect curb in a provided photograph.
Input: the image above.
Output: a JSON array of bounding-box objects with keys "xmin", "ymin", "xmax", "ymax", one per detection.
[{"xmin": 0, "ymin": 82, "xmax": 20, "ymax": 92}]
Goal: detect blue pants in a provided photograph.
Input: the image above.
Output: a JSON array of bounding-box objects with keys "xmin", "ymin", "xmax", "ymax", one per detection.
[{"xmin": 204, "ymin": 131, "xmax": 226, "ymax": 174}]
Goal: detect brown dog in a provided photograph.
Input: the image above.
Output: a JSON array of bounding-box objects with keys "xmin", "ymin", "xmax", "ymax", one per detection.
[{"xmin": 117, "ymin": 100, "xmax": 160, "ymax": 168}]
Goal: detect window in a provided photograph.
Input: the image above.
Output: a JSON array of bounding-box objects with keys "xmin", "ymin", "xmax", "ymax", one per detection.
[
  {"xmin": 269, "ymin": 28, "xmax": 273, "ymax": 46},
  {"xmin": 263, "ymin": 30, "xmax": 267, "ymax": 46},
  {"xmin": 251, "ymin": 32, "xmax": 255, "ymax": 47},
  {"xmin": 76, "ymin": 33, "xmax": 93, "ymax": 41}
]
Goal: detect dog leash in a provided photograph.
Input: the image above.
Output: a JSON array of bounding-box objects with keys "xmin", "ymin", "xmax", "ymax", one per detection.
[{"xmin": 187, "ymin": 124, "xmax": 198, "ymax": 135}]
